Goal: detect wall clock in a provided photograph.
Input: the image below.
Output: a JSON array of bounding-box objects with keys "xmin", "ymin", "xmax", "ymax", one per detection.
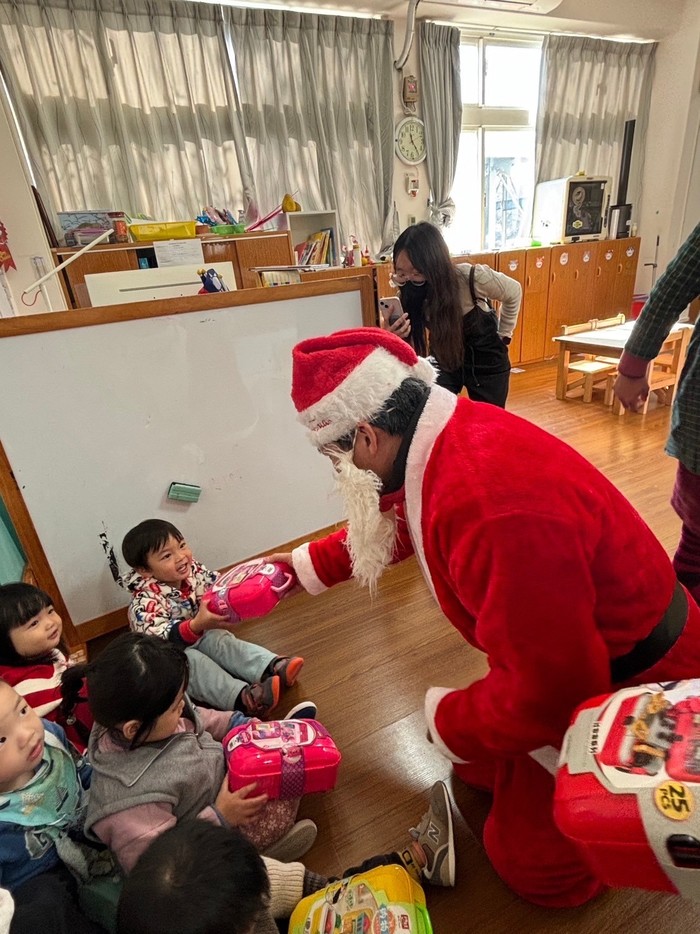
[{"xmin": 395, "ymin": 116, "xmax": 426, "ymax": 166}]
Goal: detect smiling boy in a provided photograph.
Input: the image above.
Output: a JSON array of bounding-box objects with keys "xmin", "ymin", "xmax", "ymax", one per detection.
[{"xmin": 122, "ymin": 520, "xmax": 303, "ymax": 716}]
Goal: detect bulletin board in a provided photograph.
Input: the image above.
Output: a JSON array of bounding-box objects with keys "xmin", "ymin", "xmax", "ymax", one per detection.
[{"xmin": 0, "ymin": 282, "xmax": 368, "ymax": 629}]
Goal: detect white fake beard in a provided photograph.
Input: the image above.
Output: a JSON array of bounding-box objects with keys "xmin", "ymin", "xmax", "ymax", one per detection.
[{"xmin": 333, "ymin": 452, "xmax": 397, "ymax": 594}]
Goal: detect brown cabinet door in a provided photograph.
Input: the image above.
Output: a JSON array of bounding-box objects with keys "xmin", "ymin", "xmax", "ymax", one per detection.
[
  {"xmin": 57, "ymin": 248, "xmax": 140, "ymax": 308},
  {"xmin": 592, "ymin": 241, "xmax": 619, "ymax": 316},
  {"xmin": 520, "ymin": 248, "xmax": 551, "ymax": 363},
  {"xmin": 545, "ymin": 242, "xmax": 598, "ymax": 349},
  {"xmin": 229, "ymin": 234, "xmax": 294, "ymax": 289},
  {"xmin": 612, "ymin": 237, "xmax": 641, "ymax": 317},
  {"xmin": 520, "ymin": 247, "xmax": 552, "ymax": 363},
  {"xmin": 496, "ymin": 250, "xmax": 526, "ymax": 365}
]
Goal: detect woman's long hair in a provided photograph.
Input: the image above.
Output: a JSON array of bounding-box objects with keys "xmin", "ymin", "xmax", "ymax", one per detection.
[{"xmin": 394, "ymin": 223, "xmax": 464, "ymax": 371}]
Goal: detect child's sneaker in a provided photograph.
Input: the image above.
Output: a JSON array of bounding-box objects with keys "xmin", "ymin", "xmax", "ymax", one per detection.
[
  {"xmin": 262, "ymin": 819, "xmax": 318, "ymax": 861},
  {"xmin": 284, "ymin": 700, "xmax": 318, "ymax": 720},
  {"xmin": 410, "ymin": 781, "xmax": 456, "ymax": 887},
  {"xmin": 270, "ymin": 655, "xmax": 305, "ymax": 689},
  {"xmin": 239, "ymin": 676, "xmax": 281, "ymax": 716}
]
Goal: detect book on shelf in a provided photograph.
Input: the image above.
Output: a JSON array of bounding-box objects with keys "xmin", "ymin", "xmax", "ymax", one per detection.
[{"xmin": 294, "ymin": 228, "xmax": 335, "ymax": 266}]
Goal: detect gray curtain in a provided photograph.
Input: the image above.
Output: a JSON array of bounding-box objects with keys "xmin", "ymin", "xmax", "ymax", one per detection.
[
  {"xmin": 535, "ymin": 35, "xmax": 656, "ymax": 218},
  {"xmin": 0, "ymin": 0, "xmax": 255, "ymax": 223},
  {"xmin": 419, "ymin": 21, "xmax": 461, "ymax": 228},
  {"xmin": 224, "ymin": 8, "xmax": 394, "ymax": 252}
]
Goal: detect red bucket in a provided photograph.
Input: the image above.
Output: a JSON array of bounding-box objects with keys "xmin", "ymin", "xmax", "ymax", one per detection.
[{"xmin": 630, "ymin": 294, "xmax": 648, "ymax": 319}]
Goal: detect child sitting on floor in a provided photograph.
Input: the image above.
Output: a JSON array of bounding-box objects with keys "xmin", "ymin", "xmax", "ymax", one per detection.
[
  {"xmin": 0, "ymin": 678, "xmax": 106, "ymax": 934},
  {"xmin": 0, "ymin": 583, "xmax": 93, "ymax": 753},
  {"xmin": 122, "ymin": 519, "xmax": 303, "ymax": 717},
  {"xmin": 117, "ymin": 789, "xmax": 455, "ymax": 934},
  {"xmin": 65, "ymin": 632, "xmax": 319, "ymax": 870}
]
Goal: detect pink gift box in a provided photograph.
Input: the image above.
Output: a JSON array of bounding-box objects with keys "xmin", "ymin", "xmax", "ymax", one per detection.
[
  {"xmin": 224, "ymin": 719, "xmax": 341, "ymax": 799},
  {"xmin": 204, "ymin": 560, "xmax": 297, "ymax": 623}
]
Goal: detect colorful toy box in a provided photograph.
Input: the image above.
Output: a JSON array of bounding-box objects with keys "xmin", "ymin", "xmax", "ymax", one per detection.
[
  {"xmin": 204, "ymin": 560, "xmax": 297, "ymax": 623},
  {"xmin": 224, "ymin": 718, "xmax": 341, "ymax": 800},
  {"xmin": 289, "ymin": 865, "xmax": 433, "ymax": 934},
  {"xmin": 555, "ymin": 680, "xmax": 700, "ymax": 899}
]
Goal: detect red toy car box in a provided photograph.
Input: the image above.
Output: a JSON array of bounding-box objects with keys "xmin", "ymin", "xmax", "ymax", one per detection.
[
  {"xmin": 555, "ymin": 680, "xmax": 700, "ymax": 900},
  {"xmin": 223, "ymin": 718, "xmax": 341, "ymax": 799}
]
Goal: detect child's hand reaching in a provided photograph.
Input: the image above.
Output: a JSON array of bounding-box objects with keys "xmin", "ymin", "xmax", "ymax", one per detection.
[
  {"xmin": 214, "ymin": 778, "xmax": 269, "ymax": 826},
  {"xmin": 190, "ymin": 602, "xmax": 233, "ymax": 635}
]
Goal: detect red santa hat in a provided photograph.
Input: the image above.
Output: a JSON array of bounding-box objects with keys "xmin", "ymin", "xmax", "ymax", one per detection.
[{"xmin": 291, "ymin": 327, "xmax": 436, "ymax": 448}]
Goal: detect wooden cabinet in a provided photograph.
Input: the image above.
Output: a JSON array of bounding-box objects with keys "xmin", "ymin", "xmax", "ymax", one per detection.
[
  {"xmin": 520, "ymin": 249, "xmax": 551, "ymax": 363},
  {"xmin": 545, "ymin": 242, "xmax": 600, "ymax": 348},
  {"xmin": 495, "ymin": 250, "xmax": 527, "ymax": 365},
  {"xmin": 53, "ymin": 231, "xmax": 294, "ymax": 307},
  {"xmin": 227, "ymin": 233, "xmax": 294, "ymax": 288}
]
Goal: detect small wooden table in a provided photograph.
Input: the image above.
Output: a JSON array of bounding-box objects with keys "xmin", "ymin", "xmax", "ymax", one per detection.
[{"xmin": 552, "ymin": 321, "xmax": 692, "ymax": 402}]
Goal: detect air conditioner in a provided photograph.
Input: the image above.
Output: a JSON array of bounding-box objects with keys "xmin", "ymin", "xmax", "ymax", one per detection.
[{"xmin": 454, "ymin": 0, "xmax": 564, "ymax": 12}]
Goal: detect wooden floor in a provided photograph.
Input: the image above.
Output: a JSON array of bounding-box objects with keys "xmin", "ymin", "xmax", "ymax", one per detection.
[{"xmin": 94, "ymin": 362, "xmax": 698, "ymax": 931}]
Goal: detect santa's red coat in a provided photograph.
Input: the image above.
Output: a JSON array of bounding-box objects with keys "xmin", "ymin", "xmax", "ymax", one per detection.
[{"xmin": 292, "ymin": 386, "xmax": 700, "ymax": 765}]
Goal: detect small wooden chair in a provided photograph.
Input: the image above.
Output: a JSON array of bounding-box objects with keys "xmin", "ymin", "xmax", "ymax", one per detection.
[{"xmin": 562, "ymin": 319, "xmax": 619, "ymax": 403}]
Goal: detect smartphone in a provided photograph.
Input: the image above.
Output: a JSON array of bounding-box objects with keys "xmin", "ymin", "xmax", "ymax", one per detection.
[{"xmin": 379, "ymin": 296, "xmax": 404, "ymax": 326}]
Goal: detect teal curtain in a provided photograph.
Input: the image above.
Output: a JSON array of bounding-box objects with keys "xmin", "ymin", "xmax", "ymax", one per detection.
[{"xmin": 0, "ymin": 499, "xmax": 25, "ymax": 585}]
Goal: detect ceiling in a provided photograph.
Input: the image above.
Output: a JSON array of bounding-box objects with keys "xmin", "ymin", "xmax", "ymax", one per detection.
[{"xmin": 221, "ymin": 0, "xmax": 689, "ymax": 41}]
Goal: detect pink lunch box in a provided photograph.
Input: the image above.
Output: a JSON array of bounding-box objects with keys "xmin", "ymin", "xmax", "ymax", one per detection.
[
  {"xmin": 204, "ymin": 560, "xmax": 297, "ymax": 623},
  {"xmin": 223, "ymin": 718, "xmax": 341, "ymax": 799}
]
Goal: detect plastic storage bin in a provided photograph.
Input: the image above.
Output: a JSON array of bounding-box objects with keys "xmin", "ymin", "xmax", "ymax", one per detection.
[
  {"xmin": 129, "ymin": 221, "xmax": 196, "ymax": 241},
  {"xmin": 555, "ymin": 680, "xmax": 700, "ymax": 901},
  {"xmin": 289, "ymin": 865, "xmax": 433, "ymax": 934},
  {"xmin": 224, "ymin": 718, "xmax": 341, "ymax": 799}
]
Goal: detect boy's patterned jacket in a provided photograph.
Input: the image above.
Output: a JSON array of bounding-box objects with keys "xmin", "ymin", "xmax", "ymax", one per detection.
[{"xmin": 126, "ymin": 561, "xmax": 216, "ymax": 647}]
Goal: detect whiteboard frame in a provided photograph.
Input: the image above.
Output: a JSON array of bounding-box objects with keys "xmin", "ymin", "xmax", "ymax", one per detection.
[{"xmin": 0, "ymin": 276, "xmax": 374, "ymax": 644}]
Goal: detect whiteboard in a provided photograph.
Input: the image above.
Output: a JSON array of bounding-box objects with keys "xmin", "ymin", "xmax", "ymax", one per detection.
[
  {"xmin": 85, "ymin": 262, "xmax": 236, "ymax": 306},
  {"xmin": 0, "ymin": 291, "xmax": 361, "ymax": 626}
]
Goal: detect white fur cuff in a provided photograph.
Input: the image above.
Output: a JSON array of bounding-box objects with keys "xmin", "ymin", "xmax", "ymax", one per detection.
[
  {"xmin": 424, "ymin": 687, "xmax": 469, "ymax": 764},
  {"xmin": 291, "ymin": 543, "xmax": 328, "ymax": 596}
]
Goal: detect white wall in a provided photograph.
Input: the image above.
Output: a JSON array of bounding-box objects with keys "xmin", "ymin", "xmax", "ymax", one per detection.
[
  {"xmin": 390, "ymin": 16, "xmax": 430, "ymax": 237},
  {"xmin": 636, "ymin": 1, "xmax": 700, "ymax": 292},
  {"xmin": 0, "ymin": 100, "xmax": 66, "ymax": 315}
]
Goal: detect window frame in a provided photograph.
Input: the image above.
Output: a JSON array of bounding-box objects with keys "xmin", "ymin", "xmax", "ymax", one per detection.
[{"xmin": 454, "ymin": 32, "xmax": 542, "ymax": 251}]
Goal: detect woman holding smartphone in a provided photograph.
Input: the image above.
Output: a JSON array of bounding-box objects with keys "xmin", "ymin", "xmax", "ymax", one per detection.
[{"xmin": 383, "ymin": 222, "xmax": 521, "ymax": 407}]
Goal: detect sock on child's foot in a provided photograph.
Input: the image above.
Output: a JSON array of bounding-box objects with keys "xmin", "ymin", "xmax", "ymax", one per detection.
[
  {"xmin": 302, "ymin": 869, "xmax": 329, "ymax": 897},
  {"xmin": 397, "ymin": 842, "xmax": 426, "ymax": 883}
]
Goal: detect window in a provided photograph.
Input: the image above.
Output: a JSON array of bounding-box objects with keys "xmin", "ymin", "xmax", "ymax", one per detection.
[{"xmin": 445, "ymin": 36, "xmax": 542, "ymax": 254}]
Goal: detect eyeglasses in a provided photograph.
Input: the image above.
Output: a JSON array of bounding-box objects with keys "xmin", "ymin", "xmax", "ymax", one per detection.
[
  {"xmin": 320, "ymin": 430, "xmax": 357, "ymax": 456},
  {"xmin": 391, "ymin": 269, "xmax": 427, "ymax": 285}
]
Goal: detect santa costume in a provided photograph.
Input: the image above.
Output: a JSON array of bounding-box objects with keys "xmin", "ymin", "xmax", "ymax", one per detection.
[{"xmin": 288, "ymin": 327, "xmax": 700, "ymax": 907}]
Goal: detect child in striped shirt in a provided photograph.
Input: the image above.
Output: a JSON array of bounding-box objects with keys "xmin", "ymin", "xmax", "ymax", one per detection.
[{"xmin": 0, "ymin": 583, "xmax": 92, "ymax": 753}]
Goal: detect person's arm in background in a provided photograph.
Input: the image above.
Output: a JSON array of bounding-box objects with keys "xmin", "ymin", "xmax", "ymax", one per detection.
[
  {"xmin": 615, "ymin": 222, "xmax": 700, "ymax": 411},
  {"xmin": 471, "ymin": 264, "xmax": 523, "ymax": 339}
]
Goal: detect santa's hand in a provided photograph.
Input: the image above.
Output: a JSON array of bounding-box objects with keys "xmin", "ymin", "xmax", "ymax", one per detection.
[{"xmin": 265, "ymin": 553, "xmax": 305, "ymax": 597}]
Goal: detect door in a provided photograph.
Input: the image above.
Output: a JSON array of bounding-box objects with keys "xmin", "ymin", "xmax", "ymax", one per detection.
[
  {"xmin": 592, "ymin": 241, "xmax": 619, "ymax": 316},
  {"xmin": 545, "ymin": 242, "xmax": 598, "ymax": 350},
  {"xmin": 496, "ymin": 250, "xmax": 526, "ymax": 365},
  {"xmin": 521, "ymin": 248, "xmax": 551, "ymax": 363},
  {"xmin": 612, "ymin": 237, "xmax": 641, "ymax": 317}
]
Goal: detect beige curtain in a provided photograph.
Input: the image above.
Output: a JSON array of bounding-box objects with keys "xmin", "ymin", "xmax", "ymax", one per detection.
[
  {"xmin": 224, "ymin": 7, "xmax": 394, "ymax": 252},
  {"xmin": 535, "ymin": 35, "xmax": 656, "ymax": 219},
  {"xmin": 419, "ymin": 20, "xmax": 461, "ymax": 228},
  {"xmin": 0, "ymin": 0, "xmax": 255, "ymax": 224}
]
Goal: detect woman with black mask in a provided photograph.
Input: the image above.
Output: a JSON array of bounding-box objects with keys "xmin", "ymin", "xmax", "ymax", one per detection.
[{"xmin": 386, "ymin": 222, "xmax": 521, "ymax": 407}]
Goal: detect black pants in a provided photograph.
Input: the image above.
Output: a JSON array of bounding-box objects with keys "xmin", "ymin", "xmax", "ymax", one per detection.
[
  {"xmin": 11, "ymin": 865, "xmax": 105, "ymax": 934},
  {"xmin": 436, "ymin": 364, "xmax": 510, "ymax": 408}
]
